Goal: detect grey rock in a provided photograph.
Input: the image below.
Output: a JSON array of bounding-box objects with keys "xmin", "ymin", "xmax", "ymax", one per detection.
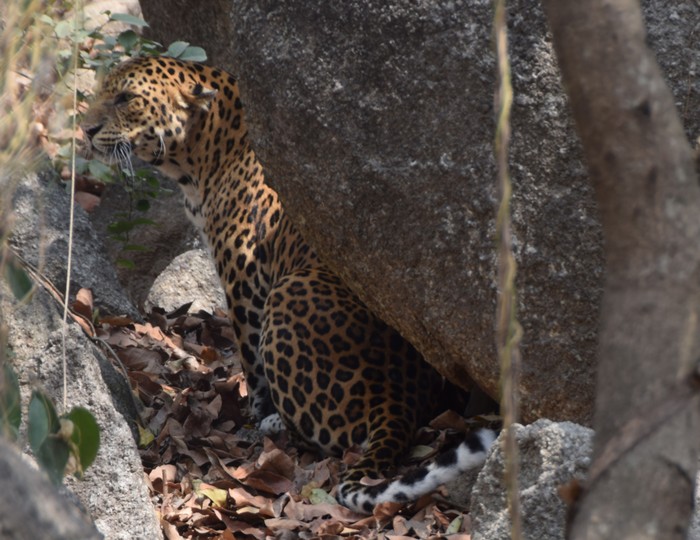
[
  {"xmin": 145, "ymin": 248, "xmax": 226, "ymax": 314},
  {"xmin": 471, "ymin": 421, "xmax": 700, "ymax": 540},
  {"xmin": 0, "ymin": 437, "xmax": 101, "ymax": 540},
  {"xmin": 3, "ymin": 171, "xmax": 161, "ymax": 539},
  {"xmin": 228, "ymin": 0, "xmax": 700, "ymax": 424},
  {"xmin": 227, "ymin": 0, "xmax": 601, "ymax": 424},
  {"xmin": 471, "ymin": 420, "xmax": 594, "ymax": 540},
  {"xmin": 0, "ymin": 282, "xmax": 162, "ymax": 539},
  {"xmin": 690, "ymin": 471, "xmax": 700, "ymax": 540},
  {"xmin": 9, "ymin": 169, "xmax": 140, "ymax": 320}
]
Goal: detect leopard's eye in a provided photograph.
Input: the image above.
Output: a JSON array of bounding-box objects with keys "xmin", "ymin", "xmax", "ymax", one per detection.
[{"xmin": 114, "ymin": 92, "xmax": 135, "ymax": 106}]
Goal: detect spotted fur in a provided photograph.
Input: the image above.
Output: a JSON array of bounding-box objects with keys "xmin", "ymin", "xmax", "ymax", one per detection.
[{"xmin": 82, "ymin": 56, "xmax": 494, "ymax": 513}]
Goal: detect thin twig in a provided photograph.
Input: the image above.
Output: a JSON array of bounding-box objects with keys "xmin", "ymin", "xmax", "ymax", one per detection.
[
  {"xmin": 61, "ymin": 1, "xmax": 82, "ymax": 412},
  {"xmin": 493, "ymin": 1, "xmax": 523, "ymax": 538}
]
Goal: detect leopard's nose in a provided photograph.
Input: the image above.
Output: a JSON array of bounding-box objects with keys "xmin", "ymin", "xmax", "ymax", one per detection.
[{"xmin": 82, "ymin": 124, "xmax": 102, "ymax": 142}]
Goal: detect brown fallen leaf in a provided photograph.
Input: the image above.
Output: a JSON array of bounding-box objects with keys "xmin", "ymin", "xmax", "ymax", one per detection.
[
  {"xmin": 228, "ymin": 487, "xmax": 280, "ymax": 518},
  {"xmin": 149, "ymin": 464, "xmax": 178, "ymax": 494},
  {"xmin": 104, "ymin": 327, "xmax": 139, "ymax": 348},
  {"xmin": 373, "ymin": 501, "xmax": 405, "ymax": 527},
  {"xmin": 263, "ymin": 517, "xmax": 305, "ymax": 531},
  {"xmin": 182, "ymin": 403, "xmax": 218, "ymax": 438},
  {"xmin": 283, "ymin": 496, "xmax": 364, "ymax": 523},
  {"xmin": 314, "ymin": 519, "xmax": 345, "ymax": 536},
  {"xmin": 161, "ymin": 519, "xmax": 184, "ymax": 540},
  {"xmin": 73, "ymin": 288, "xmax": 94, "ymax": 319},
  {"xmin": 430, "ymin": 410, "xmax": 469, "ymax": 432},
  {"xmin": 74, "ymin": 190, "xmax": 101, "ymax": 212},
  {"xmin": 123, "ymin": 300, "xmax": 485, "ymax": 539},
  {"xmin": 116, "ymin": 347, "xmax": 166, "ymax": 372},
  {"xmin": 256, "ymin": 447, "xmax": 296, "ymax": 479},
  {"xmin": 392, "ymin": 515, "xmax": 410, "ymax": 536},
  {"xmin": 242, "ymin": 470, "xmax": 294, "ymax": 496},
  {"xmin": 99, "ymin": 315, "xmax": 135, "ymax": 327}
]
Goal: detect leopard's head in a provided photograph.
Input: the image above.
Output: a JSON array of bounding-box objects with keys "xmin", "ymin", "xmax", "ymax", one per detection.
[{"xmin": 82, "ymin": 56, "xmax": 216, "ymax": 172}]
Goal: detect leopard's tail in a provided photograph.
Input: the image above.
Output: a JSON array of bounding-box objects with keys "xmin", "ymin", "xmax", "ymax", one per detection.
[{"xmin": 336, "ymin": 428, "xmax": 498, "ymax": 514}]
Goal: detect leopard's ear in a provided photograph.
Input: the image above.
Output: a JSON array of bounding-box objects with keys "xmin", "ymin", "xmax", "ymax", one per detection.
[{"xmin": 178, "ymin": 82, "xmax": 217, "ymax": 110}]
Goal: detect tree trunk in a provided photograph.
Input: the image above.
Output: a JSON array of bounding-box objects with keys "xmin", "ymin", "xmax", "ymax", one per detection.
[{"xmin": 541, "ymin": 1, "xmax": 700, "ymax": 538}]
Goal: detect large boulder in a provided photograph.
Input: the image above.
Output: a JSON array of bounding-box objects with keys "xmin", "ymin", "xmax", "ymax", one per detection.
[
  {"xmin": 470, "ymin": 420, "xmax": 593, "ymax": 540},
  {"xmin": 137, "ymin": 0, "xmax": 700, "ymax": 424},
  {"xmin": 0, "ymin": 437, "xmax": 101, "ymax": 540},
  {"xmin": 145, "ymin": 248, "xmax": 226, "ymax": 313},
  {"xmin": 142, "ymin": 0, "xmax": 601, "ymax": 423},
  {"xmin": 470, "ymin": 421, "xmax": 700, "ymax": 540},
  {"xmin": 233, "ymin": 0, "xmax": 700, "ymax": 424}
]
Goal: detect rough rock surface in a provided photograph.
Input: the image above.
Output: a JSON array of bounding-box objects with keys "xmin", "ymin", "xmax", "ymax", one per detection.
[
  {"xmin": 232, "ymin": 0, "xmax": 700, "ymax": 424},
  {"xmin": 4, "ymin": 172, "xmax": 161, "ymax": 539},
  {"xmin": 232, "ymin": 0, "xmax": 602, "ymax": 423},
  {"xmin": 145, "ymin": 248, "xmax": 226, "ymax": 313},
  {"xmin": 10, "ymin": 169, "xmax": 140, "ymax": 320},
  {"xmin": 0, "ymin": 437, "xmax": 101, "ymax": 540},
  {"xmin": 692, "ymin": 471, "xmax": 700, "ymax": 540},
  {"xmin": 471, "ymin": 420, "xmax": 593, "ymax": 540},
  {"xmin": 470, "ymin": 421, "xmax": 700, "ymax": 540}
]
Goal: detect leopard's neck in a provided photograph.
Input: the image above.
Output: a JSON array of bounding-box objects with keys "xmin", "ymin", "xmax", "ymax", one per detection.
[{"xmin": 149, "ymin": 69, "xmax": 320, "ymax": 295}]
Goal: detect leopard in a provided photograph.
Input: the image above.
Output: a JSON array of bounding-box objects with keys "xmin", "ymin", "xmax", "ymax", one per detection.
[{"xmin": 82, "ymin": 55, "xmax": 496, "ymax": 514}]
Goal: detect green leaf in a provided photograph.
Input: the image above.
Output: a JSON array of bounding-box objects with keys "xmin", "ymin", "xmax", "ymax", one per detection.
[
  {"xmin": 117, "ymin": 29, "xmax": 139, "ymax": 51},
  {"xmin": 54, "ymin": 20, "xmax": 72, "ymax": 39},
  {"xmin": 135, "ymin": 198, "xmax": 150, "ymax": 212},
  {"xmin": 165, "ymin": 41, "xmax": 189, "ymax": 58},
  {"xmin": 88, "ymin": 160, "xmax": 115, "ymax": 182},
  {"xmin": 116, "ymin": 258, "xmax": 136, "ymax": 269},
  {"xmin": 107, "ymin": 217, "xmax": 155, "ymax": 235},
  {"xmin": 72, "ymin": 29, "xmax": 91, "ymax": 43},
  {"xmin": 446, "ymin": 515, "xmax": 463, "ymax": 534},
  {"xmin": 199, "ymin": 487, "xmax": 228, "ymax": 507},
  {"xmin": 109, "ymin": 13, "xmax": 149, "ymax": 28},
  {"xmin": 4, "ymin": 256, "xmax": 33, "ymax": 301},
  {"xmin": 107, "ymin": 221, "xmax": 135, "ymax": 235},
  {"xmin": 56, "ymin": 144, "xmax": 74, "ymax": 158},
  {"xmin": 28, "ymin": 390, "xmax": 60, "ymax": 453},
  {"xmin": 0, "ymin": 363, "xmax": 21, "ymax": 441},
  {"xmin": 71, "ymin": 156, "xmax": 90, "ymax": 174},
  {"xmin": 66, "ymin": 407, "xmax": 100, "ymax": 475},
  {"xmin": 37, "ymin": 14, "xmax": 55, "ymax": 26},
  {"xmin": 122, "ymin": 244, "xmax": 149, "ymax": 252},
  {"xmin": 36, "ymin": 436, "xmax": 70, "ymax": 485},
  {"xmin": 127, "ymin": 217, "xmax": 156, "ymax": 227},
  {"xmin": 138, "ymin": 424, "xmax": 155, "ymax": 447},
  {"xmin": 308, "ymin": 488, "xmax": 336, "ymax": 505},
  {"xmin": 177, "ymin": 46, "xmax": 207, "ymax": 62},
  {"xmin": 144, "ymin": 176, "xmax": 160, "ymax": 189},
  {"xmin": 102, "ymin": 34, "xmax": 117, "ymax": 49},
  {"xmin": 139, "ymin": 41, "xmax": 163, "ymax": 56}
]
